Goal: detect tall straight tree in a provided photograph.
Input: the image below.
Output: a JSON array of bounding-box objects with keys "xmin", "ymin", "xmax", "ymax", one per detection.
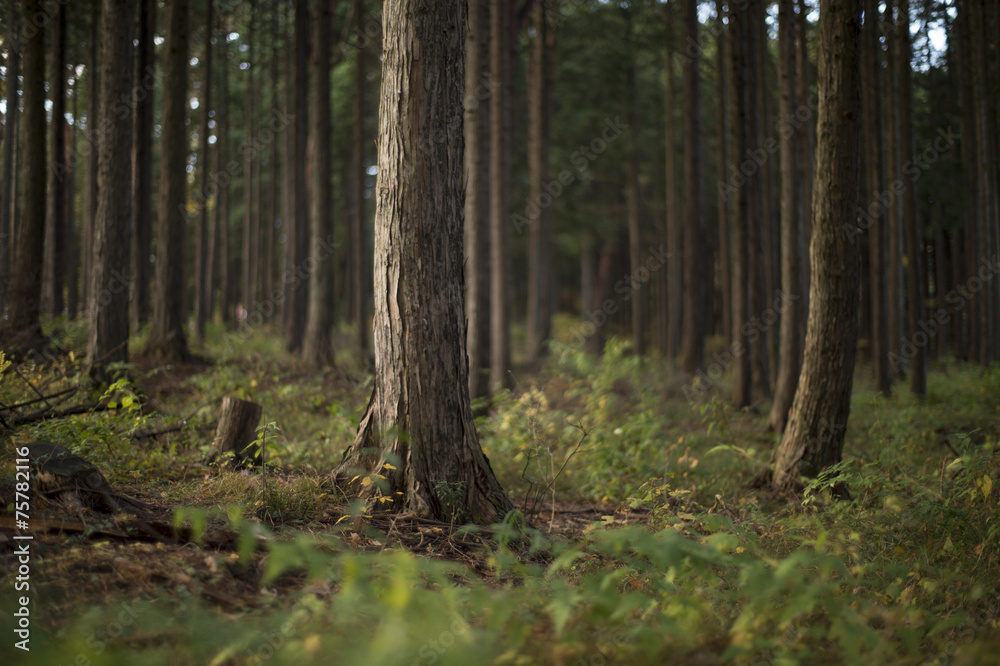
[
  {"xmin": 43, "ymin": 1, "xmax": 67, "ymax": 317},
  {"xmin": 1, "ymin": 0, "xmax": 45, "ymax": 353},
  {"xmin": 131, "ymin": 0, "xmax": 155, "ymax": 331},
  {"xmin": 351, "ymin": 0, "xmax": 369, "ymax": 355},
  {"xmin": 87, "ymin": 0, "xmax": 137, "ymax": 381},
  {"xmin": 769, "ymin": 0, "xmax": 806, "ymax": 432},
  {"xmin": 0, "ymin": 0, "xmax": 18, "ymax": 313},
  {"xmin": 83, "ymin": 1, "xmax": 101, "ymax": 317},
  {"xmin": 147, "ymin": 0, "xmax": 190, "ymax": 363},
  {"xmin": 302, "ymin": 0, "xmax": 334, "ymax": 366},
  {"xmin": 862, "ymin": 0, "xmax": 889, "ymax": 395},
  {"xmin": 769, "ymin": 0, "xmax": 863, "ymax": 492},
  {"xmin": 465, "ymin": 0, "xmax": 490, "ymax": 399},
  {"xmin": 729, "ymin": 0, "xmax": 752, "ymax": 409},
  {"xmin": 489, "ymin": 0, "xmax": 512, "ymax": 390},
  {"xmin": 242, "ymin": 1, "xmax": 258, "ymax": 326},
  {"xmin": 664, "ymin": 1, "xmax": 681, "ymax": 361},
  {"xmin": 625, "ymin": 10, "xmax": 645, "ymax": 357},
  {"xmin": 336, "ymin": 0, "xmax": 514, "ymax": 524},
  {"xmin": 884, "ymin": 0, "xmax": 904, "ymax": 376},
  {"xmin": 194, "ymin": 0, "xmax": 213, "ymax": 341},
  {"xmin": 286, "ymin": 0, "xmax": 310, "ymax": 352},
  {"xmin": 216, "ymin": 8, "xmax": 234, "ymax": 328},
  {"xmin": 714, "ymin": 0, "xmax": 731, "ymax": 345},
  {"xmin": 527, "ymin": 0, "xmax": 553, "ymax": 364},
  {"xmin": 680, "ymin": 0, "xmax": 703, "ymax": 372}
]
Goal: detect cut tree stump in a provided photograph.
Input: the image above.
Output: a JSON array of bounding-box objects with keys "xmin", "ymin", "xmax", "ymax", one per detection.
[{"xmin": 206, "ymin": 397, "xmax": 263, "ymax": 468}]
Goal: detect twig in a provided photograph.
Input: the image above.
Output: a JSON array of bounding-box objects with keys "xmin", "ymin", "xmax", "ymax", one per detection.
[
  {"xmin": 11, "ymin": 364, "xmax": 54, "ymax": 412},
  {"xmin": 0, "ymin": 386, "xmax": 79, "ymax": 413}
]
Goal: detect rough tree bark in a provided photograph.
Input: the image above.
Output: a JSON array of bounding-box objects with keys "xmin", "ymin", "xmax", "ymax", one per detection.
[
  {"xmin": 1, "ymin": 0, "xmax": 45, "ymax": 354},
  {"xmin": 86, "ymin": 0, "xmax": 137, "ymax": 382},
  {"xmin": 768, "ymin": 0, "xmax": 863, "ymax": 493},
  {"xmin": 335, "ymin": 0, "xmax": 514, "ymax": 524},
  {"xmin": 146, "ymin": 0, "xmax": 191, "ymax": 363},
  {"xmin": 768, "ymin": 0, "xmax": 805, "ymax": 433}
]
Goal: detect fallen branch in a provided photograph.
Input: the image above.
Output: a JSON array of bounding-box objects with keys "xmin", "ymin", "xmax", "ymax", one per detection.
[
  {"xmin": 0, "ymin": 386, "xmax": 79, "ymax": 413},
  {"xmin": 11, "ymin": 401, "xmax": 119, "ymax": 426}
]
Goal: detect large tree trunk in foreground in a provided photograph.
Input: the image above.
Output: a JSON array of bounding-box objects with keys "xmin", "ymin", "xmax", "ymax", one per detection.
[
  {"xmin": 768, "ymin": 0, "xmax": 863, "ymax": 492},
  {"xmin": 87, "ymin": 0, "xmax": 137, "ymax": 381},
  {"xmin": 1, "ymin": 0, "xmax": 46, "ymax": 354},
  {"xmin": 147, "ymin": 0, "xmax": 190, "ymax": 363},
  {"xmin": 336, "ymin": 0, "xmax": 514, "ymax": 524}
]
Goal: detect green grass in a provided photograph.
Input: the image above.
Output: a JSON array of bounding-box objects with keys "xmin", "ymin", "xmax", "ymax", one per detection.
[{"xmin": 2, "ymin": 324, "xmax": 999, "ymax": 665}]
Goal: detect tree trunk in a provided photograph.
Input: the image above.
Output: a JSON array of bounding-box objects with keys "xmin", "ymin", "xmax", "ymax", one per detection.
[
  {"xmin": 625, "ymin": 12, "xmax": 645, "ymax": 358},
  {"xmin": 194, "ymin": 0, "xmax": 213, "ymax": 341},
  {"xmin": 217, "ymin": 10, "xmax": 233, "ymax": 328},
  {"xmin": 147, "ymin": 0, "xmax": 190, "ymax": 363},
  {"xmin": 43, "ymin": 1, "xmax": 67, "ymax": 318},
  {"xmin": 87, "ymin": 0, "xmax": 137, "ymax": 381},
  {"xmin": 527, "ymin": 0, "xmax": 553, "ymax": 364},
  {"xmin": 286, "ymin": 0, "xmax": 310, "ymax": 353},
  {"xmin": 769, "ymin": 0, "xmax": 863, "ymax": 493},
  {"xmin": 66, "ymin": 80, "xmax": 78, "ymax": 320},
  {"xmin": 680, "ymin": 0, "xmax": 703, "ymax": 372},
  {"xmin": 302, "ymin": 0, "xmax": 334, "ymax": 366},
  {"xmin": 1, "ymin": 0, "xmax": 46, "ymax": 353},
  {"xmin": 489, "ymin": 0, "xmax": 512, "ymax": 391},
  {"xmin": 131, "ymin": 0, "xmax": 155, "ymax": 331},
  {"xmin": 83, "ymin": 1, "xmax": 101, "ymax": 319},
  {"xmin": 729, "ymin": 0, "xmax": 752, "ymax": 409},
  {"xmin": 896, "ymin": 0, "xmax": 926, "ymax": 395},
  {"xmin": 861, "ymin": 0, "xmax": 889, "ymax": 396},
  {"xmin": 0, "ymin": 0, "xmax": 18, "ymax": 314},
  {"xmin": 884, "ymin": 0, "xmax": 905, "ymax": 378},
  {"xmin": 207, "ymin": 397, "xmax": 263, "ymax": 468},
  {"xmin": 768, "ymin": 0, "xmax": 805, "ymax": 432},
  {"xmin": 796, "ymin": 0, "xmax": 814, "ymax": 299},
  {"xmin": 714, "ymin": 0, "xmax": 731, "ymax": 347},
  {"xmin": 351, "ymin": 0, "xmax": 369, "ymax": 355},
  {"xmin": 970, "ymin": 0, "xmax": 994, "ymax": 366},
  {"xmin": 664, "ymin": 1, "xmax": 682, "ymax": 362},
  {"xmin": 335, "ymin": 0, "xmax": 514, "ymax": 524},
  {"xmin": 242, "ymin": 1, "xmax": 258, "ymax": 329}
]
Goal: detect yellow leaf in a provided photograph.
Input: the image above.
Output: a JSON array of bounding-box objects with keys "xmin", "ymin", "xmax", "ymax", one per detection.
[
  {"xmin": 360, "ymin": 476, "xmax": 372, "ymax": 487},
  {"xmin": 303, "ymin": 634, "xmax": 321, "ymax": 655},
  {"xmin": 383, "ymin": 463, "xmax": 397, "ymax": 470},
  {"xmin": 250, "ymin": 379, "xmax": 258, "ymax": 388},
  {"xmin": 980, "ymin": 475, "xmax": 993, "ymax": 501}
]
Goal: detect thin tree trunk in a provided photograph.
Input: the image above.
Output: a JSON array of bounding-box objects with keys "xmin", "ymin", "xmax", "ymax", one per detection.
[
  {"xmin": 680, "ymin": 0, "xmax": 703, "ymax": 372},
  {"xmin": 286, "ymin": 0, "xmax": 310, "ymax": 352},
  {"xmin": 746, "ymin": 0, "xmax": 769, "ymax": 395},
  {"xmin": 1, "ymin": 0, "xmax": 45, "ymax": 353},
  {"xmin": 131, "ymin": 0, "xmax": 155, "ymax": 331},
  {"xmin": 217, "ymin": 10, "xmax": 233, "ymax": 328},
  {"xmin": 715, "ymin": 0, "xmax": 731, "ymax": 346},
  {"xmin": 769, "ymin": 0, "xmax": 863, "ymax": 493},
  {"xmin": 83, "ymin": 2, "xmax": 101, "ymax": 317},
  {"xmin": 351, "ymin": 0, "xmax": 368, "ymax": 355},
  {"xmin": 242, "ymin": 1, "xmax": 258, "ymax": 327},
  {"xmin": 335, "ymin": 0, "xmax": 514, "ymax": 524},
  {"xmin": 862, "ymin": 0, "xmax": 889, "ymax": 395},
  {"xmin": 194, "ymin": 0, "xmax": 213, "ymax": 341},
  {"xmin": 768, "ymin": 0, "xmax": 805, "ymax": 432},
  {"xmin": 302, "ymin": 0, "xmax": 334, "ymax": 366},
  {"xmin": 0, "ymin": 0, "xmax": 18, "ymax": 313},
  {"xmin": 796, "ymin": 0, "xmax": 814, "ymax": 298},
  {"xmin": 44, "ymin": 1, "xmax": 67, "ymax": 318},
  {"xmin": 971, "ymin": 0, "xmax": 994, "ymax": 366},
  {"xmin": 665, "ymin": 0, "xmax": 682, "ymax": 362},
  {"xmin": 625, "ymin": 11, "xmax": 645, "ymax": 358},
  {"xmin": 489, "ymin": 0, "xmax": 511, "ymax": 390},
  {"xmin": 147, "ymin": 0, "xmax": 190, "ymax": 363},
  {"xmin": 66, "ymin": 78, "xmax": 78, "ymax": 320},
  {"xmin": 756, "ymin": 2, "xmax": 778, "ymax": 389},
  {"xmin": 885, "ymin": 0, "xmax": 905, "ymax": 377},
  {"xmin": 87, "ymin": 0, "xmax": 137, "ymax": 381}
]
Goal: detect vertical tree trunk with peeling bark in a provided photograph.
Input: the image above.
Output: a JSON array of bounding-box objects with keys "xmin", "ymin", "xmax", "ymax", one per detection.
[
  {"xmin": 769, "ymin": 0, "xmax": 805, "ymax": 432},
  {"xmin": 87, "ymin": 0, "xmax": 137, "ymax": 382},
  {"xmin": 336, "ymin": 0, "xmax": 514, "ymax": 524},
  {"xmin": 302, "ymin": 0, "xmax": 333, "ymax": 367},
  {"xmin": 769, "ymin": 0, "xmax": 863, "ymax": 493},
  {"xmin": 1, "ymin": 0, "xmax": 45, "ymax": 353},
  {"xmin": 147, "ymin": 0, "xmax": 190, "ymax": 363}
]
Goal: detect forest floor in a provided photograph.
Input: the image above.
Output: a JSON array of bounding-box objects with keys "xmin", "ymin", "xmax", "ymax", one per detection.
[{"xmin": 2, "ymin": 318, "xmax": 1000, "ymax": 665}]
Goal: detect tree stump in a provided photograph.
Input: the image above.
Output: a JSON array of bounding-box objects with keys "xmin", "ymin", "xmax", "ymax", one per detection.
[{"xmin": 206, "ymin": 397, "xmax": 263, "ymax": 468}]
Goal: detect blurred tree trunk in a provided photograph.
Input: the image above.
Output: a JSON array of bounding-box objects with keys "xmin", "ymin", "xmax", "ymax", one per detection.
[
  {"xmin": 680, "ymin": 0, "xmax": 703, "ymax": 372},
  {"xmin": 747, "ymin": 0, "xmax": 769, "ymax": 395},
  {"xmin": 862, "ymin": 0, "xmax": 890, "ymax": 396},
  {"xmin": 884, "ymin": 0, "xmax": 905, "ymax": 377},
  {"xmin": 768, "ymin": 0, "xmax": 863, "ymax": 493},
  {"xmin": 729, "ymin": 0, "xmax": 752, "ymax": 408},
  {"xmin": 87, "ymin": 0, "xmax": 137, "ymax": 381},
  {"xmin": 971, "ymin": 0, "xmax": 995, "ymax": 366},
  {"xmin": 624, "ymin": 11, "xmax": 645, "ymax": 357},
  {"xmin": 465, "ymin": 0, "xmax": 490, "ymax": 400},
  {"xmin": 714, "ymin": 0, "xmax": 731, "ymax": 346},
  {"xmin": 0, "ymin": 0, "xmax": 18, "ymax": 313},
  {"xmin": 351, "ymin": 0, "xmax": 369, "ymax": 355},
  {"xmin": 66, "ymin": 79, "xmax": 78, "ymax": 320},
  {"xmin": 896, "ymin": 0, "xmax": 926, "ymax": 394},
  {"xmin": 242, "ymin": 1, "xmax": 258, "ymax": 328},
  {"xmin": 217, "ymin": 9, "xmax": 233, "ymax": 328},
  {"xmin": 147, "ymin": 0, "xmax": 190, "ymax": 363},
  {"xmin": 1, "ymin": 0, "xmax": 45, "ymax": 353},
  {"xmin": 769, "ymin": 0, "xmax": 805, "ymax": 432},
  {"xmin": 796, "ymin": 0, "xmax": 813, "ymax": 296},
  {"xmin": 956, "ymin": 3, "xmax": 978, "ymax": 362},
  {"xmin": 43, "ymin": 1, "xmax": 67, "ymax": 318},
  {"xmin": 286, "ymin": 0, "xmax": 310, "ymax": 352},
  {"xmin": 83, "ymin": 2, "xmax": 101, "ymax": 318},
  {"xmin": 527, "ymin": 0, "xmax": 553, "ymax": 364},
  {"xmin": 664, "ymin": 1, "xmax": 681, "ymax": 362},
  {"xmin": 756, "ymin": 1, "xmax": 778, "ymax": 389},
  {"xmin": 489, "ymin": 0, "xmax": 511, "ymax": 390},
  {"xmin": 302, "ymin": 0, "xmax": 334, "ymax": 366},
  {"xmin": 194, "ymin": 0, "xmax": 213, "ymax": 341},
  {"xmin": 131, "ymin": 0, "xmax": 155, "ymax": 331},
  {"xmin": 336, "ymin": 0, "xmax": 514, "ymax": 524}
]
